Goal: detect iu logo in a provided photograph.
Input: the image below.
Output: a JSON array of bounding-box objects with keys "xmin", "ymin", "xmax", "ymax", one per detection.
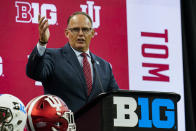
[
  {"xmin": 0, "ymin": 56, "xmax": 3, "ymax": 77},
  {"xmin": 15, "ymin": 1, "xmax": 57, "ymax": 25},
  {"xmin": 80, "ymin": 1, "xmax": 101, "ymax": 28},
  {"xmin": 45, "ymin": 96, "xmax": 62, "ymax": 112}
]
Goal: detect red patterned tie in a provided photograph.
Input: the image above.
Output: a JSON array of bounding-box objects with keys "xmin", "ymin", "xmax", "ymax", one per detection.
[{"xmin": 81, "ymin": 53, "xmax": 92, "ymax": 96}]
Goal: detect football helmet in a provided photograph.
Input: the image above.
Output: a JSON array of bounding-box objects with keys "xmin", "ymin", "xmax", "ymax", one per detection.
[
  {"xmin": 26, "ymin": 95, "xmax": 76, "ymax": 131},
  {"xmin": 0, "ymin": 94, "xmax": 27, "ymax": 131}
]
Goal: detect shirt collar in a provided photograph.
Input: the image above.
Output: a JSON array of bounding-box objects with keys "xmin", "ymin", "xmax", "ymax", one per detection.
[{"xmin": 71, "ymin": 46, "xmax": 91, "ymax": 58}]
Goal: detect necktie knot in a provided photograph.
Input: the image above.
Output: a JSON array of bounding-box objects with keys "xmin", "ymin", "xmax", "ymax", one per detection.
[{"xmin": 81, "ymin": 52, "xmax": 87, "ymax": 57}]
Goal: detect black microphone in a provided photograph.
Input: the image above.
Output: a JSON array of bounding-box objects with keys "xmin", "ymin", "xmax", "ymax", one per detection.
[{"xmin": 91, "ymin": 59, "xmax": 105, "ymax": 94}]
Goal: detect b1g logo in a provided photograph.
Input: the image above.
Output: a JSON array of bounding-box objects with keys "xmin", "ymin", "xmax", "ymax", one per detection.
[
  {"xmin": 0, "ymin": 56, "xmax": 3, "ymax": 77},
  {"xmin": 113, "ymin": 96, "xmax": 176, "ymax": 129},
  {"xmin": 15, "ymin": 1, "xmax": 57, "ymax": 25}
]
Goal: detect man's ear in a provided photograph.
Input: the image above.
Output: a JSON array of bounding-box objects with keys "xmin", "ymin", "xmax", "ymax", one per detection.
[
  {"xmin": 65, "ymin": 29, "xmax": 69, "ymax": 38},
  {"xmin": 91, "ymin": 29, "xmax": 95, "ymax": 38}
]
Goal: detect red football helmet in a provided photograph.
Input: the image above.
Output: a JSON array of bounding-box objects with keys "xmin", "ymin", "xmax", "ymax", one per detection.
[{"xmin": 26, "ymin": 95, "xmax": 76, "ymax": 131}]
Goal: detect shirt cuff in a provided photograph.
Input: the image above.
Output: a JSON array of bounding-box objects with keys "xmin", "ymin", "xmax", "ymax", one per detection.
[{"xmin": 37, "ymin": 41, "xmax": 47, "ymax": 56}]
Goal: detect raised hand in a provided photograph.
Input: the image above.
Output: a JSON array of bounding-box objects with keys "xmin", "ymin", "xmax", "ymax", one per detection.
[{"xmin": 38, "ymin": 14, "xmax": 50, "ymax": 45}]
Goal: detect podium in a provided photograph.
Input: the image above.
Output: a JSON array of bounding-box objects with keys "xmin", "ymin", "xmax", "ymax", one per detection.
[{"xmin": 75, "ymin": 90, "xmax": 180, "ymax": 131}]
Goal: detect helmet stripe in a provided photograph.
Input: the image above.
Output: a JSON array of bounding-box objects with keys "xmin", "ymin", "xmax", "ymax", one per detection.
[{"xmin": 27, "ymin": 95, "xmax": 47, "ymax": 131}]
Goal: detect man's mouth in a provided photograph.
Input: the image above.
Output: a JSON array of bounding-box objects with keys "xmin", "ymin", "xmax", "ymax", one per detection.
[{"xmin": 77, "ymin": 38, "xmax": 85, "ymax": 43}]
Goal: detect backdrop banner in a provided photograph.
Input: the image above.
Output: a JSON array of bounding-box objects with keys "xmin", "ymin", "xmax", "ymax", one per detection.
[
  {"xmin": 127, "ymin": 0, "xmax": 185, "ymax": 130},
  {"xmin": 0, "ymin": 0, "xmax": 128, "ymax": 104}
]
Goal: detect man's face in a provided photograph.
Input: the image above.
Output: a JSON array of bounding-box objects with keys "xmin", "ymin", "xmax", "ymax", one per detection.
[{"xmin": 65, "ymin": 14, "xmax": 94, "ymax": 52}]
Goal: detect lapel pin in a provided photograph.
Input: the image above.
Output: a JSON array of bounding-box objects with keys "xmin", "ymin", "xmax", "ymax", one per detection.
[{"xmin": 96, "ymin": 61, "xmax": 100, "ymax": 65}]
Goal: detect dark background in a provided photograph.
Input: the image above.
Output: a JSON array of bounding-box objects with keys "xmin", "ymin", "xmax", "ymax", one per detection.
[{"xmin": 181, "ymin": 0, "xmax": 196, "ymax": 130}]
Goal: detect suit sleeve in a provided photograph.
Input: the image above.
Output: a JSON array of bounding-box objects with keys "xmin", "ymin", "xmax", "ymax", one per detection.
[
  {"xmin": 26, "ymin": 46, "xmax": 55, "ymax": 81},
  {"xmin": 107, "ymin": 63, "xmax": 119, "ymax": 91}
]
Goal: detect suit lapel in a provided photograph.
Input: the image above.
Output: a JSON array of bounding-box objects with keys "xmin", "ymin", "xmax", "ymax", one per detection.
[
  {"xmin": 88, "ymin": 53, "xmax": 102, "ymax": 100},
  {"xmin": 62, "ymin": 43, "xmax": 88, "ymax": 96}
]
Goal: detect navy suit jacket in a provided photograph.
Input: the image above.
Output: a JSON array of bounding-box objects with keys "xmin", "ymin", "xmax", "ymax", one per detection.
[{"xmin": 26, "ymin": 43, "xmax": 119, "ymax": 112}]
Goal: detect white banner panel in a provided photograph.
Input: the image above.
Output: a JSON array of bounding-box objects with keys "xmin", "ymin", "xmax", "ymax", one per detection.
[{"xmin": 127, "ymin": 0, "xmax": 185, "ymax": 131}]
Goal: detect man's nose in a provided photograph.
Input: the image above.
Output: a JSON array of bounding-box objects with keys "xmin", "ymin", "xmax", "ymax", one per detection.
[{"xmin": 78, "ymin": 28, "xmax": 84, "ymax": 35}]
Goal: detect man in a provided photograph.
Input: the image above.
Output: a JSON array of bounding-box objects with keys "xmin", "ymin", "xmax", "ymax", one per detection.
[{"xmin": 26, "ymin": 12, "xmax": 119, "ymax": 113}]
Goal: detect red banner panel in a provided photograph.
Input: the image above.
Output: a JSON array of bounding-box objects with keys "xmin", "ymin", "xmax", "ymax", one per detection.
[{"xmin": 0, "ymin": 0, "xmax": 128, "ymax": 104}]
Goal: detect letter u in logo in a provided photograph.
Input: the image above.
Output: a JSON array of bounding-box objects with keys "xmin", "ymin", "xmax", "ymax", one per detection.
[{"xmin": 80, "ymin": 1, "xmax": 101, "ymax": 28}]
